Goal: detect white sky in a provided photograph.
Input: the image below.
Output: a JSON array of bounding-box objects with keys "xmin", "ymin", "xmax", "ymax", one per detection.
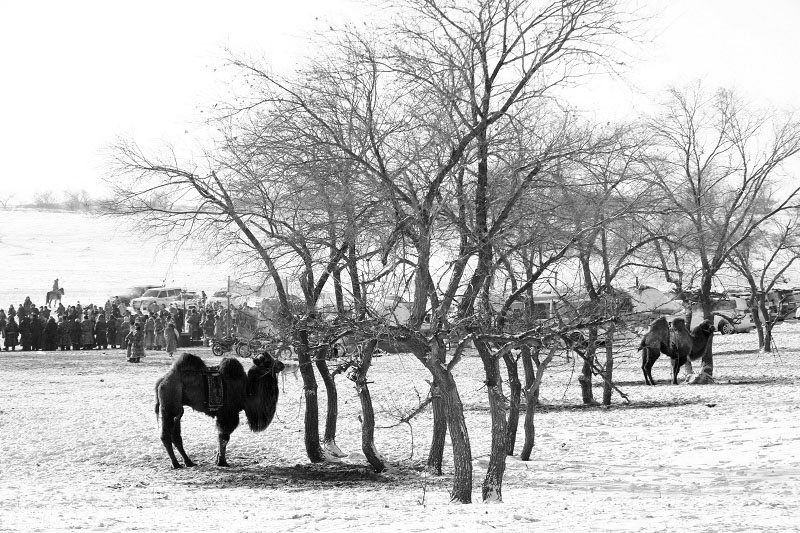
[{"xmin": 1, "ymin": 0, "xmax": 799, "ymax": 201}]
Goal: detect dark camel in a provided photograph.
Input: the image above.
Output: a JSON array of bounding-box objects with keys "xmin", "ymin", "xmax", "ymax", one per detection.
[
  {"xmin": 155, "ymin": 351, "xmax": 283, "ymax": 469},
  {"xmin": 640, "ymin": 317, "xmax": 714, "ymax": 385}
]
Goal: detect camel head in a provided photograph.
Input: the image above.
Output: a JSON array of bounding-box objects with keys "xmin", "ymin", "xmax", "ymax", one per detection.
[{"xmin": 252, "ymin": 351, "xmax": 285, "ymax": 375}]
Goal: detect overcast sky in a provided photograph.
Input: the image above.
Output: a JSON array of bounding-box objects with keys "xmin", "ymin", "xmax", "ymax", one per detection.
[{"xmin": 1, "ymin": 0, "xmax": 799, "ymax": 202}]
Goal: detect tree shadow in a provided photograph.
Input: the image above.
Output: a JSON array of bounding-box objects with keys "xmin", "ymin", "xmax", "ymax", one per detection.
[{"xmin": 167, "ymin": 461, "xmax": 444, "ymax": 491}]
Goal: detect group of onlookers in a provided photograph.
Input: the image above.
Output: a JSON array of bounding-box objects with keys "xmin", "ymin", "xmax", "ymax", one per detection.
[{"xmin": 0, "ymin": 296, "xmax": 229, "ymax": 364}]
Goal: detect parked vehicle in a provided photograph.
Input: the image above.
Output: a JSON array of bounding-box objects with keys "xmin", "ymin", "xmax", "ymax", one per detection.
[
  {"xmin": 116, "ymin": 284, "xmax": 160, "ymax": 306},
  {"xmin": 131, "ymin": 286, "xmax": 192, "ymax": 311},
  {"xmin": 683, "ymin": 298, "xmax": 755, "ymax": 335}
]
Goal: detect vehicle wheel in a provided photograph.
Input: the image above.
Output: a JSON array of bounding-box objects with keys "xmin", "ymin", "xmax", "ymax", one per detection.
[
  {"xmin": 236, "ymin": 341, "xmax": 251, "ymax": 358},
  {"xmin": 275, "ymin": 345, "xmax": 293, "ymax": 359},
  {"xmin": 212, "ymin": 344, "xmax": 224, "ymax": 357},
  {"xmin": 719, "ymin": 320, "xmax": 735, "ymax": 335}
]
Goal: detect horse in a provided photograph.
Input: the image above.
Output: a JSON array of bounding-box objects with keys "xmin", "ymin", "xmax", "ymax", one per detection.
[
  {"xmin": 46, "ymin": 279, "xmax": 64, "ymax": 308},
  {"xmin": 640, "ymin": 317, "xmax": 714, "ymax": 385},
  {"xmin": 154, "ymin": 351, "xmax": 284, "ymax": 469}
]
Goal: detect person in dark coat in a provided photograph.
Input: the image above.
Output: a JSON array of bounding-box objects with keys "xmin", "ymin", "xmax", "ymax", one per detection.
[
  {"xmin": 80, "ymin": 315, "xmax": 94, "ymax": 349},
  {"xmin": 44, "ymin": 317, "xmax": 59, "ymax": 351},
  {"xmin": 8, "ymin": 305, "xmax": 16, "ymax": 319},
  {"xmin": 30, "ymin": 313, "xmax": 43, "ymax": 351},
  {"xmin": 17, "ymin": 304, "xmax": 26, "ymax": 320},
  {"xmin": 70, "ymin": 318, "xmax": 82, "ymax": 350},
  {"xmin": 4, "ymin": 316, "xmax": 19, "ymax": 350},
  {"xmin": 19, "ymin": 316, "xmax": 32, "ymax": 351},
  {"xmin": 57, "ymin": 317, "xmax": 71, "ymax": 350},
  {"xmin": 106, "ymin": 316, "xmax": 118, "ymax": 349},
  {"xmin": 94, "ymin": 314, "xmax": 108, "ymax": 350}
]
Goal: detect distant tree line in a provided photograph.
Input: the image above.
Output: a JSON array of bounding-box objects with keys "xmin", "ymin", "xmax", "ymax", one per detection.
[{"xmin": 5, "ymin": 189, "xmax": 99, "ymax": 212}]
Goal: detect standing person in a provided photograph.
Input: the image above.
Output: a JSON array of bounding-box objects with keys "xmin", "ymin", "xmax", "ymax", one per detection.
[
  {"xmin": 106, "ymin": 315, "xmax": 118, "ymax": 349},
  {"xmin": 144, "ymin": 314, "xmax": 155, "ymax": 350},
  {"xmin": 8, "ymin": 304, "xmax": 16, "ymax": 320},
  {"xmin": 57, "ymin": 317, "xmax": 71, "ymax": 351},
  {"xmin": 117, "ymin": 313, "xmax": 130, "ymax": 348},
  {"xmin": 164, "ymin": 320, "xmax": 179, "ymax": 357},
  {"xmin": 154, "ymin": 315, "xmax": 165, "ymax": 351},
  {"xmin": 125, "ymin": 323, "xmax": 145, "ymax": 363},
  {"xmin": 44, "ymin": 317, "xmax": 59, "ymax": 351},
  {"xmin": 56, "ymin": 301, "xmax": 65, "ymax": 317},
  {"xmin": 23, "ymin": 296, "xmax": 34, "ymax": 315},
  {"xmin": 80, "ymin": 315, "xmax": 94, "ymax": 350},
  {"xmin": 19, "ymin": 316, "xmax": 32, "ymax": 351},
  {"xmin": 30, "ymin": 312, "xmax": 43, "ymax": 351},
  {"xmin": 202, "ymin": 310, "xmax": 216, "ymax": 346},
  {"xmin": 4, "ymin": 316, "xmax": 19, "ymax": 351},
  {"xmin": 187, "ymin": 309, "xmax": 200, "ymax": 342},
  {"xmin": 203, "ymin": 309, "xmax": 217, "ymax": 346},
  {"xmin": 0, "ymin": 308, "xmax": 6, "ymax": 343},
  {"xmin": 94, "ymin": 314, "xmax": 108, "ymax": 350},
  {"xmin": 70, "ymin": 317, "xmax": 82, "ymax": 351}
]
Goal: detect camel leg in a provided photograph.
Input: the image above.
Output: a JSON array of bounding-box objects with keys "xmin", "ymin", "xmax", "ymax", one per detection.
[
  {"xmin": 216, "ymin": 432, "xmax": 231, "ymax": 467},
  {"xmin": 642, "ymin": 348, "xmax": 656, "ymax": 386},
  {"xmin": 670, "ymin": 357, "xmax": 680, "ymax": 385},
  {"xmin": 172, "ymin": 417, "xmax": 196, "ymax": 467},
  {"xmin": 215, "ymin": 416, "xmax": 239, "ymax": 467},
  {"xmin": 160, "ymin": 413, "xmax": 182, "ymax": 469}
]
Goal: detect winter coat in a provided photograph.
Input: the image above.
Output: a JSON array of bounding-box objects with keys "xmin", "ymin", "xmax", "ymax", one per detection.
[
  {"xmin": 19, "ymin": 317, "xmax": 32, "ymax": 347},
  {"xmin": 81, "ymin": 318, "xmax": 94, "ymax": 346},
  {"xmin": 203, "ymin": 314, "xmax": 216, "ymax": 336},
  {"xmin": 165, "ymin": 324, "xmax": 179, "ymax": 353},
  {"xmin": 30, "ymin": 317, "xmax": 43, "ymax": 349},
  {"xmin": 125, "ymin": 329, "xmax": 145, "ymax": 359},
  {"xmin": 44, "ymin": 318, "xmax": 59, "ymax": 350},
  {"xmin": 95, "ymin": 318, "xmax": 108, "ymax": 345},
  {"xmin": 58, "ymin": 320, "xmax": 71, "ymax": 347},
  {"xmin": 4, "ymin": 319, "xmax": 19, "ymax": 347},
  {"xmin": 70, "ymin": 319, "xmax": 82, "ymax": 346},
  {"xmin": 105, "ymin": 318, "xmax": 117, "ymax": 345}
]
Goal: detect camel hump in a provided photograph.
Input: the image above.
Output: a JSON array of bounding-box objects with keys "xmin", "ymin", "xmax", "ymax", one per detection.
[
  {"xmin": 173, "ymin": 352, "xmax": 208, "ymax": 372},
  {"xmin": 219, "ymin": 357, "xmax": 246, "ymax": 380}
]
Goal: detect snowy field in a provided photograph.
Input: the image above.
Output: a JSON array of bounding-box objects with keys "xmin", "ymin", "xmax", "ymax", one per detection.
[
  {"xmin": 0, "ymin": 208, "xmax": 231, "ymax": 307},
  {"xmin": 1, "ymin": 322, "xmax": 799, "ymax": 532}
]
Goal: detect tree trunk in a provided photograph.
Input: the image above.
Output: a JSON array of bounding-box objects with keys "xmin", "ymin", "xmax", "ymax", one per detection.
[
  {"xmin": 520, "ymin": 345, "xmax": 536, "ymax": 461},
  {"xmin": 315, "ymin": 346, "xmax": 342, "ymax": 456},
  {"xmin": 520, "ymin": 344, "xmax": 556, "ymax": 461},
  {"xmin": 697, "ymin": 278, "xmax": 715, "ymax": 379},
  {"xmin": 380, "ymin": 334, "xmax": 472, "ymax": 503},
  {"xmin": 427, "ymin": 380, "xmax": 447, "ymax": 475},
  {"xmin": 296, "ymin": 329, "xmax": 324, "ymax": 462},
  {"xmin": 502, "ymin": 351, "xmax": 521, "ymax": 456},
  {"xmin": 757, "ymin": 296, "xmax": 773, "ymax": 353},
  {"xmin": 602, "ymin": 326, "xmax": 614, "ymax": 406},
  {"xmin": 356, "ymin": 340, "xmax": 386, "ymax": 472},
  {"xmin": 579, "ymin": 327, "xmax": 598, "ymax": 404},
  {"xmin": 475, "ymin": 339, "xmax": 508, "ymax": 502}
]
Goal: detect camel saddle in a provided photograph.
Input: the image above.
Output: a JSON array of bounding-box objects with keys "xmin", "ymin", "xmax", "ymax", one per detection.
[{"xmin": 204, "ymin": 365, "xmax": 224, "ymax": 412}]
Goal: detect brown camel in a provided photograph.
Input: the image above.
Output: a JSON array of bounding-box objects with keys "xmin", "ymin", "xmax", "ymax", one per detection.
[
  {"xmin": 155, "ymin": 351, "xmax": 284, "ymax": 469},
  {"xmin": 640, "ymin": 317, "xmax": 714, "ymax": 385}
]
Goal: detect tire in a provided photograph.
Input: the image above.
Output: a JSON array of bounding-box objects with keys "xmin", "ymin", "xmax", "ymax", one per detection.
[
  {"xmin": 719, "ymin": 319, "xmax": 735, "ymax": 335},
  {"xmin": 275, "ymin": 345, "xmax": 293, "ymax": 359},
  {"xmin": 236, "ymin": 341, "xmax": 251, "ymax": 358},
  {"xmin": 212, "ymin": 343, "xmax": 224, "ymax": 357}
]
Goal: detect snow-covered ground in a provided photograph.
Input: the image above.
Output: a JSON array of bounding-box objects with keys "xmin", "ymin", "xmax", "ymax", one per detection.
[
  {"xmin": 0, "ymin": 208, "xmax": 230, "ymax": 306},
  {"xmin": 1, "ymin": 321, "xmax": 799, "ymax": 532}
]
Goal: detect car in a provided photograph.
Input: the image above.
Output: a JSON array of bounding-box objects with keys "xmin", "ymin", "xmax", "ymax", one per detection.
[
  {"xmin": 131, "ymin": 286, "xmax": 190, "ymax": 311},
  {"xmin": 678, "ymin": 298, "xmax": 755, "ymax": 335},
  {"xmin": 207, "ymin": 289, "xmax": 243, "ymax": 307},
  {"xmin": 115, "ymin": 284, "xmax": 161, "ymax": 306}
]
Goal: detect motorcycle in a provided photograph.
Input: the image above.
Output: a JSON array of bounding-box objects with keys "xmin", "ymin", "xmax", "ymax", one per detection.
[{"xmin": 211, "ymin": 335, "xmax": 237, "ymax": 357}]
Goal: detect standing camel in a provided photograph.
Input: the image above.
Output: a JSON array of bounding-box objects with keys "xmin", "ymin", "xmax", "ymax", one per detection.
[{"xmin": 155, "ymin": 351, "xmax": 284, "ymax": 469}]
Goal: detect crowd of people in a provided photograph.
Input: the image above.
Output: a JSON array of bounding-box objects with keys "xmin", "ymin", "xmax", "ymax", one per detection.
[{"xmin": 0, "ymin": 295, "xmax": 231, "ymax": 363}]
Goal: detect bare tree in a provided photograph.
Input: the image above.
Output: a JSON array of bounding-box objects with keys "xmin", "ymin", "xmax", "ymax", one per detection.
[
  {"xmin": 649, "ymin": 84, "xmax": 800, "ymax": 382},
  {"xmin": 729, "ymin": 215, "xmax": 800, "ymax": 352}
]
